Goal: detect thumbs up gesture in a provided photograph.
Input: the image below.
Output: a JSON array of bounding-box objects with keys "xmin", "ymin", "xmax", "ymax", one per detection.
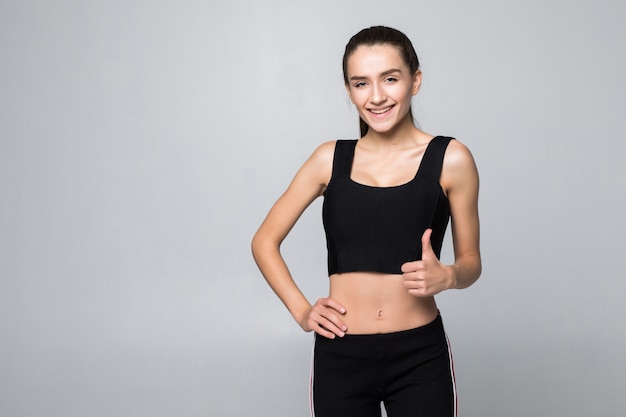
[{"xmin": 400, "ymin": 229, "xmax": 454, "ymax": 297}]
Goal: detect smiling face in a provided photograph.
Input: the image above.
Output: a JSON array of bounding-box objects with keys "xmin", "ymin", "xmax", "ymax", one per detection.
[{"xmin": 344, "ymin": 44, "xmax": 421, "ymax": 136}]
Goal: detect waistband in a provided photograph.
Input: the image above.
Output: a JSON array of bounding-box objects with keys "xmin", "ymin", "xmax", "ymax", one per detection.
[{"xmin": 315, "ymin": 314, "xmax": 444, "ymax": 346}]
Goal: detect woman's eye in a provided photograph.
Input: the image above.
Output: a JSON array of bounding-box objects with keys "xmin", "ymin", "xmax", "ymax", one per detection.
[
  {"xmin": 385, "ymin": 77, "xmax": 398, "ymax": 83},
  {"xmin": 354, "ymin": 82, "xmax": 366, "ymax": 88}
]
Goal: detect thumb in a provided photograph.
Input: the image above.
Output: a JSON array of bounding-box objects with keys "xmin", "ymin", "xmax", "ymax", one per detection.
[{"xmin": 421, "ymin": 228, "xmax": 434, "ymax": 256}]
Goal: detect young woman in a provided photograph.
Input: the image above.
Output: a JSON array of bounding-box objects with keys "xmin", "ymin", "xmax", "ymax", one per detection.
[{"xmin": 252, "ymin": 26, "xmax": 481, "ymax": 417}]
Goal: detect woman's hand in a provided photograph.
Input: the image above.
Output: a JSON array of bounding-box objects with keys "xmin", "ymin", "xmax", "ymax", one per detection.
[
  {"xmin": 299, "ymin": 298, "xmax": 348, "ymax": 339},
  {"xmin": 401, "ymin": 229, "xmax": 456, "ymax": 297}
]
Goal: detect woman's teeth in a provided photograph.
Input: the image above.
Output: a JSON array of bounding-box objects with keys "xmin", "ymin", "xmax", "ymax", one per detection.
[{"xmin": 370, "ymin": 106, "xmax": 392, "ymax": 114}]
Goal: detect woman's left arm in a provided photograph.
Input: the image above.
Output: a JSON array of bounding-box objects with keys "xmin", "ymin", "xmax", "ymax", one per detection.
[
  {"xmin": 441, "ymin": 139, "xmax": 481, "ymax": 289},
  {"xmin": 401, "ymin": 139, "xmax": 481, "ymax": 296}
]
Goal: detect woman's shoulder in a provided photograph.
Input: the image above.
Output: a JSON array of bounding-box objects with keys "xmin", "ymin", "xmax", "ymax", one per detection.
[
  {"xmin": 441, "ymin": 137, "xmax": 476, "ymax": 168},
  {"xmin": 294, "ymin": 140, "xmax": 341, "ymax": 189},
  {"xmin": 315, "ymin": 139, "xmax": 339, "ymax": 154},
  {"xmin": 306, "ymin": 140, "xmax": 339, "ymax": 167},
  {"xmin": 440, "ymin": 137, "xmax": 479, "ymax": 191}
]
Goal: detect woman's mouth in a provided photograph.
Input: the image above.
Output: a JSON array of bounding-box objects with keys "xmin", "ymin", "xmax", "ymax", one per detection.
[{"xmin": 368, "ymin": 106, "xmax": 393, "ymax": 115}]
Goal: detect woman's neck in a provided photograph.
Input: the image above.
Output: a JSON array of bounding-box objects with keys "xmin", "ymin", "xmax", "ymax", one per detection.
[{"xmin": 362, "ymin": 117, "xmax": 427, "ymax": 151}]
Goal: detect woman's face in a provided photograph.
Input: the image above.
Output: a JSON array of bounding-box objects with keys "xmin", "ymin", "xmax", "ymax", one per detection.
[{"xmin": 344, "ymin": 44, "xmax": 421, "ymax": 135}]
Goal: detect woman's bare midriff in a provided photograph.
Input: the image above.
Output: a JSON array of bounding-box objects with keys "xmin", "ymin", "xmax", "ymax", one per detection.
[{"xmin": 329, "ymin": 272, "xmax": 439, "ymax": 335}]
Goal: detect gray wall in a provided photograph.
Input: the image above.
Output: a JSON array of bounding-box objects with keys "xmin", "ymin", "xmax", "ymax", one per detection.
[{"xmin": 1, "ymin": 1, "xmax": 625, "ymax": 416}]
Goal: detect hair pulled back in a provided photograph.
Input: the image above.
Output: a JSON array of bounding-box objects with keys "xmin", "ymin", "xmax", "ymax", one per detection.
[{"xmin": 342, "ymin": 26, "xmax": 420, "ymax": 137}]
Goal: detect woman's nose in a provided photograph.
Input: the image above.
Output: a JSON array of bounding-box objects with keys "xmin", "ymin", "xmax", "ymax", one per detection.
[{"xmin": 370, "ymin": 84, "xmax": 386, "ymax": 105}]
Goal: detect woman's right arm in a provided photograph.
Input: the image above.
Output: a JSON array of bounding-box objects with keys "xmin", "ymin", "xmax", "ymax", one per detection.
[{"xmin": 251, "ymin": 141, "xmax": 348, "ymax": 339}]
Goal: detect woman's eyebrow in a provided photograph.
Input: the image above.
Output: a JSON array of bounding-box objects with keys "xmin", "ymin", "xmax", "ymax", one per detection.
[{"xmin": 349, "ymin": 68, "xmax": 402, "ymax": 81}]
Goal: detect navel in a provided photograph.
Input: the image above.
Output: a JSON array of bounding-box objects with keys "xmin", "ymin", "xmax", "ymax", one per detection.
[{"xmin": 377, "ymin": 308, "xmax": 384, "ymax": 319}]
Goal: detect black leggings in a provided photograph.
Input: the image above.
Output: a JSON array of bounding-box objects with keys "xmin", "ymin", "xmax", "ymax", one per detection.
[{"xmin": 310, "ymin": 315, "xmax": 456, "ymax": 417}]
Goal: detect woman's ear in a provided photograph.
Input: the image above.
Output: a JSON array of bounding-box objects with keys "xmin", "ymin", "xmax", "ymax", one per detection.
[{"xmin": 412, "ymin": 71, "xmax": 422, "ymax": 96}]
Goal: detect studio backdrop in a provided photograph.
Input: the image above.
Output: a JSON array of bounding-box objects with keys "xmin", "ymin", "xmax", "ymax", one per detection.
[{"xmin": 1, "ymin": 1, "xmax": 625, "ymax": 416}]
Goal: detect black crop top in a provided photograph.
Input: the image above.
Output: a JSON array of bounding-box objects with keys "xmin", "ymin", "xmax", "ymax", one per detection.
[{"xmin": 322, "ymin": 136, "xmax": 453, "ymax": 275}]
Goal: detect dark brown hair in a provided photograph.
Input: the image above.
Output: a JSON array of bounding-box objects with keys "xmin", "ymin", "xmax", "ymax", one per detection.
[{"xmin": 342, "ymin": 26, "xmax": 421, "ymax": 137}]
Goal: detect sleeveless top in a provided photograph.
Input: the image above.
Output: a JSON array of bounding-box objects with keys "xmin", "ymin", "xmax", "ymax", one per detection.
[{"xmin": 322, "ymin": 136, "xmax": 453, "ymax": 275}]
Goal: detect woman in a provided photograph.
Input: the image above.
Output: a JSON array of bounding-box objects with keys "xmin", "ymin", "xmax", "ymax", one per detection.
[{"xmin": 251, "ymin": 26, "xmax": 481, "ymax": 417}]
